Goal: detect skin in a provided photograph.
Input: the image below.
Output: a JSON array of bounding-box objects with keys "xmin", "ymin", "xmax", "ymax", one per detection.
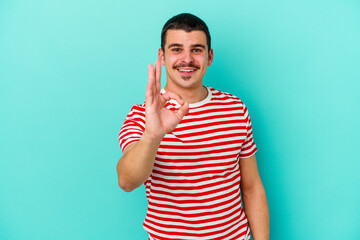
[
  {"xmin": 116, "ymin": 29, "xmax": 269, "ymax": 240},
  {"xmin": 240, "ymin": 155, "xmax": 270, "ymax": 240}
]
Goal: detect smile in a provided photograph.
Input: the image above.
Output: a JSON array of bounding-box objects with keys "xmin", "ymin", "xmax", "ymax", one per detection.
[{"xmin": 176, "ymin": 67, "xmax": 198, "ymax": 75}]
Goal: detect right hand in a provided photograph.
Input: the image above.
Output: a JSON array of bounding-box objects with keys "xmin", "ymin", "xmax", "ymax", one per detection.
[{"xmin": 144, "ymin": 60, "xmax": 189, "ymax": 141}]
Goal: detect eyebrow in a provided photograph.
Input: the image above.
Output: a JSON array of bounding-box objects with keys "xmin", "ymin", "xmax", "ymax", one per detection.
[
  {"xmin": 168, "ymin": 43, "xmax": 183, "ymax": 49},
  {"xmin": 191, "ymin": 44, "xmax": 206, "ymax": 49},
  {"xmin": 168, "ymin": 43, "xmax": 206, "ymax": 49}
]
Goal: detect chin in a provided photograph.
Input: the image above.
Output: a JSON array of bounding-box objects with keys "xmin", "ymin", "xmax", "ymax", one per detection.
[
  {"xmin": 180, "ymin": 76, "xmax": 192, "ymax": 81},
  {"xmin": 176, "ymin": 79, "xmax": 202, "ymax": 89}
]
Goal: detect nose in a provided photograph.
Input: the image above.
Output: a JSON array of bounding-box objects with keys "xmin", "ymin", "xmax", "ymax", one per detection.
[{"xmin": 181, "ymin": 50, "xmax": 194, "ymax": 64}]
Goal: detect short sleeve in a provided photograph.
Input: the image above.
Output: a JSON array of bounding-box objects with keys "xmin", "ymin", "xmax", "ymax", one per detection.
[
  {"xmin": 239, "ymin": 104, "xmax": 258, "ymax": 158},
  {"xmin": 118, "ymin": 105, "xmax": 146, "ymax": 153}
]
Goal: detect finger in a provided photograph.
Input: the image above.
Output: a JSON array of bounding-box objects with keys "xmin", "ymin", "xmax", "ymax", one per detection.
[
  {"xmin": 146, "ymin": 64, "xmax": 155, "ymax": 104},
  {"xmin": 162, "ymin": 91, "xmax": 184, "ymax": 105},
  {"xmin": 175, "ymin": 102, "xmax": 189, "ymax": 120},
  {"xmin": 155, "ymin": 60, "xmax": 161, "ymax": 93},
  {"xmin": 159, "ymin": 95, "xmax": 166, "ymax": 107}
]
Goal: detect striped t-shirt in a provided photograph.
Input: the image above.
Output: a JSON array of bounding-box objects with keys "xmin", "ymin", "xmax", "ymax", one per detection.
[{"xmin": 119, "ymin": 86, "xmax": 257, "ymax": 240}]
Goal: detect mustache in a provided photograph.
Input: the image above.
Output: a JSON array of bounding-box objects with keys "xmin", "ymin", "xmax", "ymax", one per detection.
[{"xmin": 173, "ymin": 64, "xmax": 199, "ymax": 69}]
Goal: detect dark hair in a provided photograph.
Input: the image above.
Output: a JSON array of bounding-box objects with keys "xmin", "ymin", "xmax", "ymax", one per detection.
[{"xmin": 161, "ymin": 13, "xmax": 211, "ymax": 52}]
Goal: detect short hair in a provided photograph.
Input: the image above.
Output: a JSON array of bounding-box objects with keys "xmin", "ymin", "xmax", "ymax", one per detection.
[{"xmin": 161, "ymin": 13, "xmax": 211, "ymax": 52}]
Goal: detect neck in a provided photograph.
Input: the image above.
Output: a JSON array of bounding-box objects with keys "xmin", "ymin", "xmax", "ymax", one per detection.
[{"xmin": 164, "ymin": 82, "xmax": 208, "ymax": 104}]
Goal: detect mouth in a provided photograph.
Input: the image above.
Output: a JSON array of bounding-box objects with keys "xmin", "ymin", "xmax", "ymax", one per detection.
[{"xmin": 176, "ymin": 67, "xmax": 198, "ymax": 76}]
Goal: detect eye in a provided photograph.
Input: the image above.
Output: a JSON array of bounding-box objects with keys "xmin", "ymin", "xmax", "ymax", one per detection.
[
  {"xmin": 172, "ymin": 48, "xmax": 181, "ymax": 52},
  {"xmin": 192, "ymin": 48, "xmax": 202, "ymax": 53}
]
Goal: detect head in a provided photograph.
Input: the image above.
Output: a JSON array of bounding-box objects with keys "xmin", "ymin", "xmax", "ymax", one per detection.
[
  {"xmin": 161, "ymin": 13, "xmax": 211, "ymax": 53},
  {"xmin": 159, "ymin": 13, "xmax": 214, "ymax": 91}
]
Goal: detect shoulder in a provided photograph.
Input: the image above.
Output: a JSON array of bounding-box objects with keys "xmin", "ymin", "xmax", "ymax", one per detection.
[
  {"xmin": 127, "ymin": 102, "xmax": 146, "ymax": 114},
  {"xmin": 207, "ymin": 86, "xmax": 246, "ymax": 111},
  {"xmin": 208, "ymin": 86, "xmax": 243, "ymax": 102},
  {"xmin": 124, "ymin": 103, "xmax": 146, "ymax": 122}
]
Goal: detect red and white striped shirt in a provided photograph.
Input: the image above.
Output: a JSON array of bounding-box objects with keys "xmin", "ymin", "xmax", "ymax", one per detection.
[{"xmin": 119, "ymin": 86, "xmax": 257, "ymax": 240}]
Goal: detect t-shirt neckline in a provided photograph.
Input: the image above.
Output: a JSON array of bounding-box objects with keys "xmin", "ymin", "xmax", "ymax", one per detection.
[{"xmin": 160, "ymin": 86, "xmax": 212, "ymax": 108}]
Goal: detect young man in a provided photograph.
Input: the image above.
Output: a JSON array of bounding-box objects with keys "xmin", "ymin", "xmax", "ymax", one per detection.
[{"xmin": 117, "ymin": 13, "xmax": 269, "ymax": 240}]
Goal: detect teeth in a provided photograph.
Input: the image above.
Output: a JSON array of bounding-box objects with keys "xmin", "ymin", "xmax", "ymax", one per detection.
[{"xmin": 179, "ymin": 69, "xmax": 195, "ymax": 72}]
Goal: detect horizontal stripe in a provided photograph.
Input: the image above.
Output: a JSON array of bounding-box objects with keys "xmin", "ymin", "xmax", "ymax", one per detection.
[
  {"xmin": 147, "ymin": 195, "xmax": 242, "ymax": 215},
  {"xmin": 144, "ymin": 217, "xmax": 248, "ymax": 239},
  {"xmin": 146, "ymin": 202, "xmax": 242, "ymax": 224},
  {"xmin": 150, "ymin": 171, "xmax": 239, "ymax": 191},
  {"xmin": 150, "ymin": 163, "xmax": 240, "ymax": 183}
]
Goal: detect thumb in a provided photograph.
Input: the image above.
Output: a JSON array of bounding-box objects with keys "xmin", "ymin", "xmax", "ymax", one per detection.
[{"xmin": 175, "ymin": 102, "xmax": 189, "ymax": 120}]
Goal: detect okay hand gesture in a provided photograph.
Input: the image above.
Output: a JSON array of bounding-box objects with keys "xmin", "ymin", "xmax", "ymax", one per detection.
[{"xmin": 144, "ymin": 60, "xmax": 189, "ymax": 141}]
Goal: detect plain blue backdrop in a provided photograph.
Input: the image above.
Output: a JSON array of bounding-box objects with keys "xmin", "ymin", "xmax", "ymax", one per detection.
[{"xmin": 1, "ymin": 0, "xmax": 359, "ymax": 239}]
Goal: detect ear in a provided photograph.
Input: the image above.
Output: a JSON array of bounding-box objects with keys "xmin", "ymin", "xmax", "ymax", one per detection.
[
  {"xmin": 207, "ymin": 48, "xmax": 214, "ymax": 66},
  {"xmin": 158, "ymin": 48, "xmax": 165, "ymax": 65}
]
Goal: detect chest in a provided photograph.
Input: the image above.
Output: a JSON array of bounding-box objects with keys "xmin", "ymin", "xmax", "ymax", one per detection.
[{"xmin": 154, "ymin": 113, "xmax": 247, "ymax": 177}]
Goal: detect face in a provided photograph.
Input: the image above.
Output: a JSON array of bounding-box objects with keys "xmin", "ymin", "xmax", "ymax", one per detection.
[{"xmin": 158, "ymin": 30, "xmax": 213, "ymax": 90}]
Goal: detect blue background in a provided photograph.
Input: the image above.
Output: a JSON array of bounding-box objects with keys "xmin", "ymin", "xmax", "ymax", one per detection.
[{"xmin": 1, "ymin": 0, "xmax": 359, "ymax": 239}]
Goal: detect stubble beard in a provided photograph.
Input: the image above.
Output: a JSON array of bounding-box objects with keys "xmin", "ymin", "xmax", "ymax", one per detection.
[{"xmin": 181, "ymin": 76, "xmax": 192, "ymax": 80}]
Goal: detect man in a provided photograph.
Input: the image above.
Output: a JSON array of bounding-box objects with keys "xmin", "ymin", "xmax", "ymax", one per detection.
[{"xmin": 117, "ymin": 13, "xmax": 269, "ymax": 240}]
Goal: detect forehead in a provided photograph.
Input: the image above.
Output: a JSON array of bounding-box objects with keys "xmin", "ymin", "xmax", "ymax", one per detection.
[{"xmin": 164, "ymin": 30, "xmax": 207, "ymax": 48}]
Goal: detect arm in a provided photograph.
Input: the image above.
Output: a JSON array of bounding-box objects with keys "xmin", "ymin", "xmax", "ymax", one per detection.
[
  {"xmin": 116, "ymin": 133, "xmax": 161, "ymax": 192},
  {"xmin": 117, "ymin": 60, "xmax": 189, "ymax": 192},
  {"xmin": 240, "ymin": 154, "xmax": 269, "ymax": 240}
]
